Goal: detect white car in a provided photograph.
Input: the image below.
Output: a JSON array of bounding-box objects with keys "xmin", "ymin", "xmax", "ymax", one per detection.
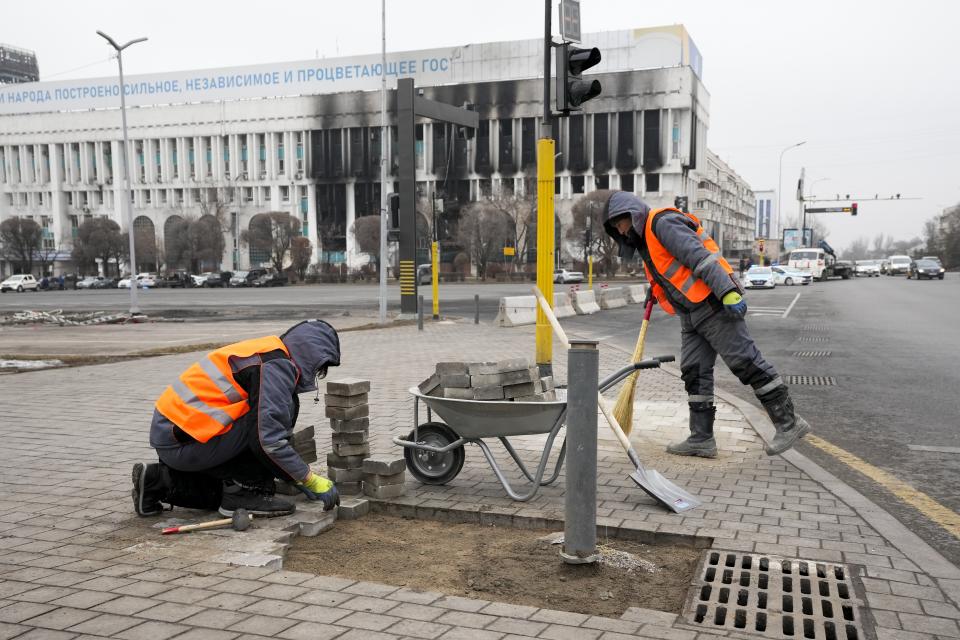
[
  {"xmin": 743, "ymin": 266, "xmax": 776, "ymax": 289},
  {"xmin": 118, "ymin": 274, "xmax": 156, "ymax": 289},
  {"xmin": 854, "ymin": 260, "xmax": 880, "ymax": 277},
  {"xmin": 0, "ymin": 274, "xmax": 39, "ymax": 293},
  {"xmin": 553, "ymin": 269, "xmax": 584, "ymax": 284},
  {"xmin": 76, "ymin": 276, "xmax": 105, "ymax": 289},
  {"xmin": 771, "ymin": 266, "xmax": 812, "ymax": 286}
]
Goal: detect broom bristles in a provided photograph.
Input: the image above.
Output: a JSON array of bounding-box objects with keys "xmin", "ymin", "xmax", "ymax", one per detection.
[{"xmin": 613, "ymin": 317, "xmax": 650, "ymax": 436}]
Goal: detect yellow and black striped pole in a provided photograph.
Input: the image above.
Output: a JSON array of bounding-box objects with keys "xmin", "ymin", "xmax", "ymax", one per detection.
[{"xmin": 535, "ymin": 137, "xmax": 555, "ymax": 373}]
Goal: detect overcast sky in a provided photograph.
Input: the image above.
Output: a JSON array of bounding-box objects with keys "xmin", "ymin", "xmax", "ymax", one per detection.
[{"xmin": 6, "ymin": 0, "xmax": 959, "ymax": 250}]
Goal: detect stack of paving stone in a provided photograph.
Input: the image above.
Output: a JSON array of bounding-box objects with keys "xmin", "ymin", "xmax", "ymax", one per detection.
[
  {"xmin": 418, "ymin": 358, "xmax": 557, "ymax": 402},
  {"xmin": 362, "ymin": 456, "xmax": 407, "ymax": 499},
  {"xmin": 324, "ymin": 377, "xmax": 371, "ymax": 495}
]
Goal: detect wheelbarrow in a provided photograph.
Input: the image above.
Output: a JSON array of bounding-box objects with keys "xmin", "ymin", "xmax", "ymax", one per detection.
[{"xmin": 393, "ymin": 357, "xmax": 675, "ymax": 503}]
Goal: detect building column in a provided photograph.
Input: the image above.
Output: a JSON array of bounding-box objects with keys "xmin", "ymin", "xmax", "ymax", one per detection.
[
  {"xmin": 49, "ymin": 144, "xmax": 69, "ymax": 256},
  {"xmin": 345, "ymin": 179, "xmax": 357, "ymax": 268},
  {"xmin": 111, "ymin": 140, "xmax": 124, "ymax": 224},
  {"xmin": 307, "ymin": 182, "xmax": 320, "ymax": 264}
]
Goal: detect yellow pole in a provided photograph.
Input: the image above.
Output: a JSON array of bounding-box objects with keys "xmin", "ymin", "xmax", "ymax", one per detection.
[
  {"xmin": 588, "ymin": 255, "xmax": 593, "ymax": 288},
  {"xmin": 431, "ymin": 240, "xmax": 439, "ymax": 319},
  {"xmin": 535, "ymin": 137, "xmax": 555, "ymax": 369}
]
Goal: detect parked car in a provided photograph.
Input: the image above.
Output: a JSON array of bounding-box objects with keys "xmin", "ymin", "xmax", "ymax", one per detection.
[
  {"xmin": 921, "ymin": 256, "xmax": 943, "ymax": 267},
  {"xmin": 157, "ymin": 272, "xmax": 194, "ymax": 288},
  {"xmin": 76, "ymin": 276, "xmax": 105, "ymax": 289},
  {"xmin": 90, "ymin": 277, "xmax": 120, "ymax": 289},
  {"xmin": 229, "ymin": 268, "xmax": 266, "ymax": 287},
  {"xmin": 0, "ymin": 274, "xmax": 39, "ymax": 293},
  {"xmin": 118, "ymin": 273, "xmax": 157, "ymax": 289},
  {"xmin": 199, "ymin": 272, "xmax": 232, "ymax": 288},
  {"xmin": 907, "ymin": 259, "xmax": 945, "ymax": 280},
  {"xmin": 886, "ymin": 255, "xmax": 912, "ymax": 275},
  {"xmin": 254, "ymin": 271, "xmax": 287, "ymax": 287},
  {"xmin": 771, "ymin": 266, "xmax": 812, "ymax": 286},
  {"xmin": 743, "ymin": 266, "xmax": 776, "ymax": 289},
  {"xmin": 417, "ymin": 264, "xmax": 432, "ymax": 285},
  {"xmin": 553, "ymin": 268, "xmax": 584, "ymax": 284},
  {"xmin": 854, "ymin": 260, "xmax": 881, "ymax": 277}
]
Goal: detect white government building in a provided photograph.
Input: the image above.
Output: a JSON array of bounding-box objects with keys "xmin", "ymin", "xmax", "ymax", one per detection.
[{"xmin": 0, "ymin": 25, "xmax": 755, "ymax": 277}]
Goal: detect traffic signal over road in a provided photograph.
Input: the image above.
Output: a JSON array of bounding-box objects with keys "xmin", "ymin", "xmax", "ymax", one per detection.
[
  {"xmin": 556, "ymin": 43, "xmax": 602, "ymax": 112},
  {"xmin": 389, "ymin": 193, "xmax": 400, "ymax": 229},
  {"xmin": 851, "ymin": 202, "xmax": 858, "ymax": 216}
]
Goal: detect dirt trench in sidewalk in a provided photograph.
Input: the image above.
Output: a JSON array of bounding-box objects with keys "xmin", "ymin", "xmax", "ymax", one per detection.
[{"xmin": 285, "ymin": 513, "xmax": 701, "ymax": 617}]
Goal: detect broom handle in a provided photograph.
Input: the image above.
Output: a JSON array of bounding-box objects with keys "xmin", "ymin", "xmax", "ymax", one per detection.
[
  {"xmin": 630, "ymin": 290, "xmax": 655, "ymax": 361},
  {"xmin": 532, "ymin": 287, "xmax": 634, "ymax": 454}
]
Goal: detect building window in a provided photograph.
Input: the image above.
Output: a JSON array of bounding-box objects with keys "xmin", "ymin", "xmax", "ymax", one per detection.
[
  {"xmin": 643, "ymin": 110, "xmax": 662, "ymax": 171},
  {"xmin": 672, "ymin": 118, "xmax": 681, "ymax": 159},
  {"xmin": 593, "ymin": 114, "xmax": 609, "ymax": 173},
  {"xmin": 278, "ymin": 136, "xmax": 285, "ymax": 174},
  {"xmin": 498, "ymin": 120, "xmax": 514, "ymax": 172},
  {"xmin": 645, "ymin": 173, "xmax": 660, "ymax": 193},
  {"xmin": 595, "ymin": 175, "xmax": 609, "ymax": 189},
  {"xmin": 280, "ymin": 185, "xmax": 290, "ymax": 203},
  {"xmin": 159, "ymin": 190, "xmax": 167, "ymax": 205},
  {"xmin": 617, "ymin": 112, "xmax": 636, "ymax": 171},
  {"xmin": 568, "ymin": 115, "xmax": 586, "ymax": 171},
  {"xmin": 520, "ymin": 118, "xmax": 536, "ymax": 169},
  {"xmin": 571, "ymin": 175, "xmax": 585, "ymax": 194},
  {"xmin": 145, "ymin": 190, "xmax": 152, "ymax": 205},
  {"xmin": 620, "ymin": 174, "xmax": 634, "ymax": 193}
]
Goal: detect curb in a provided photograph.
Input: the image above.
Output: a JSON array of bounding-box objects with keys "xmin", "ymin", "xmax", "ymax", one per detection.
[{"xmin": 594, "ymin": 336, "xmax": 960, "ymax": 586}]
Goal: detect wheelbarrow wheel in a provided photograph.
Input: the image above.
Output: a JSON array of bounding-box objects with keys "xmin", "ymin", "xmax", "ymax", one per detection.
[{"xmin": 404, "ymin": 422, "xmax": 465, "ymax": 485}]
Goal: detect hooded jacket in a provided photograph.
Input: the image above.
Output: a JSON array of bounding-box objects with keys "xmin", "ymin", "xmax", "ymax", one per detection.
[
  {"xmin": 602, "ymin": 191, "xmax": 741, "ymax": 326},
  {"xmin": 150, "ymin": 320, "xmax": 341, "ymax": 482}
]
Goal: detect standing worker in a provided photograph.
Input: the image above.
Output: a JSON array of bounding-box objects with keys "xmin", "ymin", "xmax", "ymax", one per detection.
[
  {"xmin": 132, "ymin": 320, "xmax": 342, "ymax": 517},
  {"xmin": 601, "ymin": 191, "xmax": 810, "ymax": 457}
]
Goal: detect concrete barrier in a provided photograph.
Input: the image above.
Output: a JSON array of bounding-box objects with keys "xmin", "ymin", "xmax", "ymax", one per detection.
[
  {"xmin": 553, "ymin": 292, "xmax": 576, "ymax": 318},
  {"xmin": 599, "ymin": 286, "xmax": 628, "ymax": 310},
  {"xmin": 493, "ymin": 295, "xmax": 538, "ymax": 327},
  {"xmin": 570, "ymin": 289, "xmax": 601, "ymax": 315},
  {"xmin": 625, "ymin": 284, "xmax": 648, "ymax": 304}
]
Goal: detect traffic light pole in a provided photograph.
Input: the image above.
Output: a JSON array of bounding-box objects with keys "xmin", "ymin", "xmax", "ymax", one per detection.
[{"xmin": 536, "ymin": 0, "xmax": 555, "ymax": 376}]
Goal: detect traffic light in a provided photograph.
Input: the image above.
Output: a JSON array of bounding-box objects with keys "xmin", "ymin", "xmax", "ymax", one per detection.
[
  {"xmin": 674, "ymin": 196, "xmax": 689, "ymax": 212},
  {"xmin": 851, "ymin": 202, "xmax": 858, "ymax": 216},
  {"xmin": 389, "ymin": 193, "xmax": 400, "ymax": 229},
  {"xmin": 556, "ymin": 43, "xmax": 602, "ymax": 112}
]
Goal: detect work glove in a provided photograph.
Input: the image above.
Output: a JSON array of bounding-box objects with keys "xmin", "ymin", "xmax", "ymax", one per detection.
[
  {"xmin": 297, "ymin": 472, "xmax": 340, "ymax": 511},
  {"xmin": 722, "ymin": 291, "xmax": 748, "ymax": 318}
]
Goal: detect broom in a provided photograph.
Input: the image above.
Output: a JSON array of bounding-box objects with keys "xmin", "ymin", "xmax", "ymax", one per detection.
[{"xmin": 612, "ymin": 289, "xmax": 655, "ymax": 435}]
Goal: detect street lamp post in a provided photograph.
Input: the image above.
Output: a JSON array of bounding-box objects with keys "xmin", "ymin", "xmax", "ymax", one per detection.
[
  {"xmin": 777, "ymin": 141, "xmax": 805, "ymax": 256},
  {"xmin": 97, "ymin": 30, "xmax": 147, "ymax": 315}
]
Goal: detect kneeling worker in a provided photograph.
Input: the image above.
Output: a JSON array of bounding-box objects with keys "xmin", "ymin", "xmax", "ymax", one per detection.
[
  {"xmin": 601, "ymin": 191, "xmax": 810, "ymax": 457},
  {"xmin": 132, "ymin": 320, "xmax": 342, "ymax": 517}
]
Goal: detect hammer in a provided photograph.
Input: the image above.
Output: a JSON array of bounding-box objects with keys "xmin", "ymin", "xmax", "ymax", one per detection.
[{"xmin": 161, "ymin": 509, "xmax": 252, "ymax": 535}]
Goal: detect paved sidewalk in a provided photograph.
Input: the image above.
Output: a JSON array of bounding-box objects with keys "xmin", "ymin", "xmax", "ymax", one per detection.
[{"xmin": 1, "ymin": 319, "xmax": 959, "ymax": 640}]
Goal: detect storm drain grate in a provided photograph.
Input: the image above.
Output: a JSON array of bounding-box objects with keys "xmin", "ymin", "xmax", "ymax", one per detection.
[
  {"xmin": 684, "ymin": 551, "xmax": 869, "ymax": 639},
  {"xmin": 802, "ymin": 325, "xmax": 830, "ymax": 332},
  {"xmin": 800, "ymin": 336, "xmax": 830, "ymax": 343},
  {"xmin": 793, "ymin": 351, "xmax": 832, "ymax": 358},
  {"xmin": 785, "ymin": 375, "xmax": 836, "ymax": 386}
]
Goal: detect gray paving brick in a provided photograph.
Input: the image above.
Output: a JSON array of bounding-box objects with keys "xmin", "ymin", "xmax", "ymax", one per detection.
[
  {"xmin": 386, "ymin": 588, "xmax": 443, "ymax": 606},
  {"xmin": 920, "ymin": 599, "xmax": 960, "ymax": 619},
  {"xmin": 116, "ymin": 620, "xmax": 188, "ymax": 640},
  {"xmin": 480, "ymin": 602, "xmax": 538, "ymax": 619},
  {"xmin": 435, "ymin": 610, "xmax": 499, "ymax": 629},
  {"xmin": 135, "ymin": 601, "xmax": 205, "ymax": 622},
  {"xmin": 12, "ymin": 585, "xmax": 76, "ymax": 603},
  {"xmin": 897, "ymin": 612, "xmax": 959, "ymax": 637},
  {"xmin": 580, "ymin": 616, "xmax": 641, "ymax": 634},
  {"xmin": 106, "ymin": 580, "xmax": 168, "ymax": 598},
  {"xmin": 228, "ymin": 613, "xmax": 299, "ymax": 636},
  {"xmin": 0, "ymin": 622, "xmax": 29, "ymax": 640},
  {"xmin": 538, "ymin": 623, "xmax": 602, "ymax": 640},
  {"xmin": 486, "ymin": 617, "xmax": 547, "ymax": 636},
  {"xmin": 249, "ymin": 583, "xmax": 309, "ymax": 601},
  {"xmin": 240, "ymin": 598, "xmax": 305, "ymax": 618},
  {"xmin": 437, "ymin": 627, "xmax": 505, "ymax": 640},
  {"xmin": 386, "ymin": 618, "xmax": 451, "ymax": 639},
  {"xmin": 866, "ymin": 592, "xmax": 924, "ymax": 614},
  {"xmin": 52, "ymin": 589, "xmax": 118, "ymax": 609},
  {"xmin": 10, "ymin": 629, "xmax": 77, "ymax": 640},
  {"xmin": 337, "ymin": 628, "xmax": 402, "ymax": 640},
  {"xmin": 172, "ymin": 628, "xmax": 240, "ymax": 640},
  {"xmin": 889, "ymin": 581, "xmax": 946, "ymax": 601},
  {"xmin": 179, "ymin": 608, "xmax": 252, "ymax": 629},
  {"xmin": 67, "ymin": 612, "xmax": 143, "ymax": 636},
  {"xmin": 0, "ymin": 601, "xmax": 56, "ymax": 623},
  {"xmin": 298, "ymin": 575, "xmax": 355, "ymax": 592},
  {"xmin": 195, "ymin": 592, "xmax": 260, "ymax": 610},
  {"xmin": 278, "ymin": 621, "xmax": 350, "ymax": 640},
  {"xmin": 336, "ymin": 611, "xmax": 402, "ymax": 631},
  {"xmin": 20, "ymin": 606, "xmax": 99, "ymax": 630},
  {"xmin": 288, "ymin": 604, "xmax": 352, "ymax": 624},
  {"xmin": 635, "ymin": 624, "xmax": 698, "ymax": 639},
  {"xmin": 342, "ymin": 595, "xmax": 401, "ymax": 614},
  {"xmin": 343, "ymin": 582, "xmax": 400, "ymax": 598},
  {"xmin": 293, "ymin": 588, "xmax": 353, "ymax": 607}
]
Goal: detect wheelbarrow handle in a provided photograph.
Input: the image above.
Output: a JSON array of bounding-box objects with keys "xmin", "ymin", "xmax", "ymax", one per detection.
[{"xmin": 655, "ymin": 355, "xmax": 676, "ymax": 363}]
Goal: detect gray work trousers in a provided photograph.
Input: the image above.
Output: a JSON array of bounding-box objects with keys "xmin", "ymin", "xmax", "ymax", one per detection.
[{"xmin": 679, "ymin": 310, "xmax": 779, "ymax": 403}]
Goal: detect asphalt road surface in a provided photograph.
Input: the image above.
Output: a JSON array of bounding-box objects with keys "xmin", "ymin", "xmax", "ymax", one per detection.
[{"xmin": 566, "ymin": 273, "xmax": 960, "ymax": 566}]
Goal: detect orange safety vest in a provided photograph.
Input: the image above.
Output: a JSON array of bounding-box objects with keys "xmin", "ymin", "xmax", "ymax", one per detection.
[
  {"xmin": 642, "ymin": 207, "xmax": 734, "ymax": 315},
  {"xmin": 155, "ymin": 336, "xmax": 290, "ymax": 443}
]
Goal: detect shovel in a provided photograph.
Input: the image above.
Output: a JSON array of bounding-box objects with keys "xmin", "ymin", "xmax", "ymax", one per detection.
[{"xmin": 533, "ymin": 287, "xmax": 701, "ymax": 514}]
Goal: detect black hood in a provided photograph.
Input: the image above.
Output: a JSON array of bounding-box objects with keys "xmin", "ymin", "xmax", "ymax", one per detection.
[
  {"xmin": 280, "ymin": 320, "xmax": 341, "ymax": 392},
  {"xmin": 601, "ymin": 191, "xmax": 652, "ymax": 260}
]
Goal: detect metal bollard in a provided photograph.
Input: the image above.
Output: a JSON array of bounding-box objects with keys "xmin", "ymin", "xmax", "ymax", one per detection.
[
  {"xmin": 417, "ymin": 295, "xmax": 424, "ymax": 331},
  {"xmin": 561, "ymin": 339, "xmax": 599, "ymax": 565},
  {"xmin": 474, "ymin": 294, "xmax": 480, "ymax": 324}
]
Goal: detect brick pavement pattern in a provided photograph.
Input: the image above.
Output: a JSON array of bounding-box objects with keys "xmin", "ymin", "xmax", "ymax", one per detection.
[{"xmin": 1, "ymin": 319, "xmax": 959, "ymax": 639}]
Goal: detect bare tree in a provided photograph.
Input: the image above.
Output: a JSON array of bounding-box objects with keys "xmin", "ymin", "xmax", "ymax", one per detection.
[
  {"xmin": 566, "ymin": 190, "xmax": 621, "ymax": 276},
  {"xmin": 351, "ymin": 214, "xmax": 382, "ymax": 271},
  {"xmin": 0, "ymin": 216, "xmax": 42, "ymax": 274},
  {"xmin": 871, "ymin": 233, "xmax": 891, "ymax": 258},
  {"xmin": 166, "ymin": 216, "xmax": 227, "ymax": 273},
  {"xmin": 942, "ymin": 206, "xmax": 960, "ymax": 268},
  {"xmin": 485, "ymin": 192, "xmax": 535, "ymax": 269},
  {"xmin": 922, "ymin": 219, "xmax": 941, "ymax": 258},
  {"xmin": 290, "ymin": 236, "xmax": 312, "ymax": 281},
  {"xmin": 456, "ymin": 201, "xmax": 511, "ymax": 280},
  {"xmin": 843, "ymin": 236, "xmax": 870, "ymax": 261},
  {"xmin": 72, "ymin": 217, "xmax": 126, "ymax": 276},
  {"xmin": 242, "ymin": 212, "xmax": 302, "ymax": 273},
  {"xmin": 134, "ymin": 226, "xmax": 158, "ymax": 272}
]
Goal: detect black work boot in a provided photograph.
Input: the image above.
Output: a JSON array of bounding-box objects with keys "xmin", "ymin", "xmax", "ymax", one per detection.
[
  {"xmin": 132, "ymin": 462, "xmax": 169, "ymax": 516},
  {"xmin": 758, "ymin": 385, "xmax": 811, "ymax": 455},
  {"xmin": 219, "ymin": 480, "xmax": 295, "ymax": 518},
  {"xmin": 666, "ymin": 403, "xmax": 718, "ymax": 458}
]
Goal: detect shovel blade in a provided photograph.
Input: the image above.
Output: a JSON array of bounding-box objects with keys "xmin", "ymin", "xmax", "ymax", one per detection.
[{"xmin": 629, "ymin": 467, "xmax": 701, "ymax": 514}]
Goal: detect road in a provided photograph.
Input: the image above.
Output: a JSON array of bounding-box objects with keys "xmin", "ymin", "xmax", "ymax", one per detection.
[{"xmin": 566, "ymin": 273, "xmax": 960, "ymax": 566}]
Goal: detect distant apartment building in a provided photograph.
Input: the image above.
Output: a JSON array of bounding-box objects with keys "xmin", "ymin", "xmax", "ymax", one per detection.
[{"xmin": 692, "ymin": 149, "xmax": 756, "ymax": 260}]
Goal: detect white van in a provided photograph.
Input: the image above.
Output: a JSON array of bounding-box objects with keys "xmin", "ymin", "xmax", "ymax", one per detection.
[
  {"xmin": 887, "ymin": 255, "xmax": 912, "ymax": 275},
  {"xmin": 787, "ymin": 248, "xmax": 827, "ymax": 279}
]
